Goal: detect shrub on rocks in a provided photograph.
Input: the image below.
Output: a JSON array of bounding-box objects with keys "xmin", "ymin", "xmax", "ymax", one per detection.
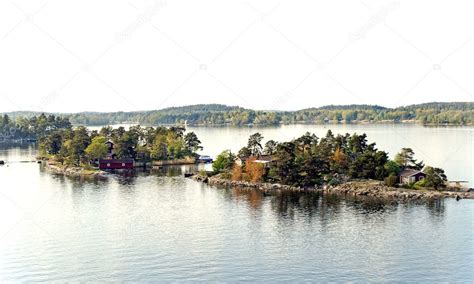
[{"xmin": 384, "ymin": 174, "xmax": 398, "ymax": 187}]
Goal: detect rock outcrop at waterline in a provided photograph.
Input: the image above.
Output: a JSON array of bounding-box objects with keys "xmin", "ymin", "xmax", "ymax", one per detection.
[
  {"xmin": 44, "ymin": 162, "xmax": 108, "ymax": 178},
  {"xmin": 191, "ymin": 175, "xmax": 473, "ymax": 201}
]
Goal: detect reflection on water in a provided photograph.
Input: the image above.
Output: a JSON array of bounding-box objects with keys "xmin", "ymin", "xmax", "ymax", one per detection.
[
  {"xmin": 0, "ymin": 142, "xmax": 37, "ymax": 162},
  {"xmin": 225, "ymin": 188, "xmax": 446, "ymax": 219},
  {"xmin": 148, "ymin": 164, "xmax": 208, "ymax": 177}
]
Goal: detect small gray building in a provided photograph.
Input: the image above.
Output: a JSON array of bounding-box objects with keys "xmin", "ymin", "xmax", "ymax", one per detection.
[{"xmin": 399, "ymin": 169, "xmax": 426, "ymax": 184}]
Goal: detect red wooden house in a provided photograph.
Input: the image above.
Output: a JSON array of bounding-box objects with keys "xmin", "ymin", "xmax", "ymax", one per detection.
[
  {"xmin": 98, "ymin": 140, "xmax": 134, "ymax": 170},
  {"xmin": 99, "ymin": 159, "xmax": 134, "ymax": 170}
]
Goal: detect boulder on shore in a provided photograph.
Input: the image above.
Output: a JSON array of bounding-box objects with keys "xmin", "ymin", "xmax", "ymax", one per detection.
[
  {"xmin": 46, "ymin": 162, "xmax": 108, "ymax": 178},
  {"xmin": 191, "ymin": 174, "xmax": 209, "ymax": 183}
]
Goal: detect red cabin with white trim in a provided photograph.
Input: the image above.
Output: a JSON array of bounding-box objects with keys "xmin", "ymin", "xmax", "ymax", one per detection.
[{"xmin": 99, "ymin": 159, "xmax": 134, "ymax": 170}]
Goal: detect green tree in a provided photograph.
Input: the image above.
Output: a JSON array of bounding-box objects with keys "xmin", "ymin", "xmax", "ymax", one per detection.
[
  {"xmin": 115, "ymin": 132, "xmax": 138, "ymax": 159},
  {"xmin": 212, "ymin": 150, "xmax": 235, "ymax": 173},
  {"xmin": 184, "ymin": 132, "xmax": 203, "ymax": 155},
  {"xmin": 423, "ymin": 166, "xmax": 447, "ymax": 189},
  {"xmin": 264, "ymin": 140, "xmax": 278, "ymax": 155},
  {"xmin": 295, "ymin": 152, "xmax": 326, "ymax": 187},
  {"xmin": 85, "ymin": 136, "xmax": 108, "ymax": 161},
  {"xmin": 384, "ymin": 160, "xmax": 401, "ymax": 176},
  {"xmin": 374, "ymin": 150, "xmax": 389, "ymax": 179},
  {"xmin": 99, "ymin": 126, "xmax": 113, "ymax": 138},
  {"xmin": 150, "ymin": 134, "xmax": 168, "ymax": 160},
  {"xmin": 394, "ymin": 148, "xmax": 424, "ymax": 170},
  {"xmin": 238, "ymin": 146, "xmax": 251, "ymax": 158},
  {"xmin": 137, "ymin": 145, "xmax": 151, "ymax": 162},
  {"xmin": 166, "ymin": 131, "xmax": 185, "ymax": 159},
  {"xmin": 295, "ymin": 132, "xmax": 318, "ymax": 156},
  {"xmin": 40, "ymin": 130, "xmax": 64, "ymax": 155},
  {"xmin": 112, "ymin": 126, "xmax": 126, "ymax": 140},
  {"xmin": 272, "ymin": 142, "xmax": 297, "ymax": 185},
  {"xmin": 68, "ymin": 126, "xmax": 91, "ymax": 165},
  {"xmin": 348, "ymin": 143, "xmax": 388, "ymax": 180},
  {"xmin": 247, "ymin": 133, "xmax": 263, "ymax": 156},
  {"xmin": 169, "ymin": 126, "xmax": 185, "ymax": 138}
]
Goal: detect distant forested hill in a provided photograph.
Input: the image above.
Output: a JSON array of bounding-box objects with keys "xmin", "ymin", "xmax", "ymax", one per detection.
[{"xmin": 2, "ymin": 102, "xmax": 473, "ymax": 126}]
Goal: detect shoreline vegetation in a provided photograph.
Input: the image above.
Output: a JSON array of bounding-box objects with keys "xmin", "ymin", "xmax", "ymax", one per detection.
[
  {"xmin": 2, "ymin": 102, "xmax": 473, "ymax": 129},
  {"xmin": 192, "ymin": 130, "xmax": 473, "ymax": 201}
]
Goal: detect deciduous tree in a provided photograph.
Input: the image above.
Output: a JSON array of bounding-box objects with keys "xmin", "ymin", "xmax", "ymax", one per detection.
[
  {"xmin": 231, "ymin": 164, "xmax": 243, "ymax": 181},
  {"xmin": 212, "ymin": 150, "xmax": 235, "ymax": 173},
  {"xmin": 245, "ymin": 157, "xmax": 264, "ymax": 183},
  {"xmin": 85, "ymin": 136, "xmax": 108, "ymax": 161}
]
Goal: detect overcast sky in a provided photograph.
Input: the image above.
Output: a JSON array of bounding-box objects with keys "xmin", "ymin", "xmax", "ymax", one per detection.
[{"xmin": 0, "ymin": 0, "xmax": 473, "ymax": 113}]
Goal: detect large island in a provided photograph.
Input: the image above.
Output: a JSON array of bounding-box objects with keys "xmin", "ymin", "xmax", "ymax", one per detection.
[{"xmin": 193, "ymin": 131, "xmax": 473, "ymax": 201}]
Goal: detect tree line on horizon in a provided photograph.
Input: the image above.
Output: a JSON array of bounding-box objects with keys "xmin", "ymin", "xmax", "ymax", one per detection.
[
  {"xmin": 1, "ymin": 103, "xmax": 472, "ymax": 138},
  {"xmin": 60, "ymin": 102, "xmax": 474, "ymax": 126}
]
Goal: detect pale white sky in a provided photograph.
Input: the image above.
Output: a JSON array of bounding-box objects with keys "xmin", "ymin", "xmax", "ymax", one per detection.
[{"xmin": 0, "ymin": 0, "xmax": 473, "ymax": 113}]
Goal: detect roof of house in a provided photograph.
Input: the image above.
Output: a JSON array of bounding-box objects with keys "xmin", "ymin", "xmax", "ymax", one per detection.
[
  {"xmin": 257, "ymin": 155, "xmax": 273, "ymax": 161},
  {"xmin": 236, "ymin": 155, "xmax": 274, "ymax": 162},
  {"xmin": 399, "ymin": 169, "xmax": 425, "ymax": 177}
]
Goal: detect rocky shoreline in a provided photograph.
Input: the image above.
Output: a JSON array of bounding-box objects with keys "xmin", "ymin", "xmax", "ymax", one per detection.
[
  {"xmin": 192, "ymin": 175, "xmax": 473, "ymax": 202},
  {"xmin": 44, "ymin": 162, "xmax": 109, "ymax": 178}
]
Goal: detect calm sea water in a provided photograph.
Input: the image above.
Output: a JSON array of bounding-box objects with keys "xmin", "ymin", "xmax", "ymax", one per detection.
[{"xmin": 0, "ymin": 125, "xmax": 473, "ymax": 282}]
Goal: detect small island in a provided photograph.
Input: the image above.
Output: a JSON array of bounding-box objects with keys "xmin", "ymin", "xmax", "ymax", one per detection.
[
  {"xmin": 194, "ymin": 130, "xmax": 472, "ymax": 201},
  {"xmin": 38, "ymin": 124, "xmax": 204, "ymax": 177}
]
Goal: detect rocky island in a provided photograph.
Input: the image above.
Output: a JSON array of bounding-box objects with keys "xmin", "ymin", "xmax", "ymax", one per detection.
[{"xmin": 192, "ymin": 131, "xmax": 473, "ymax": 202}]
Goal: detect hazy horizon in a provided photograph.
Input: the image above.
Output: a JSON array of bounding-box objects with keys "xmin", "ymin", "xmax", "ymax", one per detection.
[{"xmin": 1, "ymin": 1, "xmax": 473, "ymax": 113}]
